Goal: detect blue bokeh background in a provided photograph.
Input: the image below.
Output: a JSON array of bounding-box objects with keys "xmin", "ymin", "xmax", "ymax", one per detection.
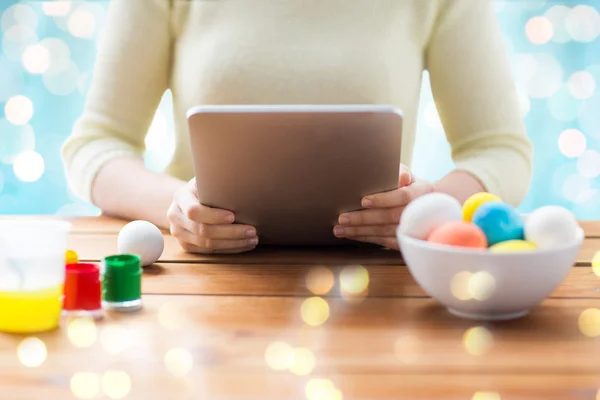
[{"xmin": 0, "ymin": 1, "xmax": 599, "ymax": 218}]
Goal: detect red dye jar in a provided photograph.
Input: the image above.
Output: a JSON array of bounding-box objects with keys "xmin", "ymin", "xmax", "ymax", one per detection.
[{"xmin": 63, "ymin": 263, "xmax": 103, "ymax": 319}]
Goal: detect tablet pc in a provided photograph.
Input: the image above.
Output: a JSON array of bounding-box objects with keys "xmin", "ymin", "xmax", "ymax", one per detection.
[{"xmin": 186, "ymin": 104, "xmax": 403, "ymax": 246}]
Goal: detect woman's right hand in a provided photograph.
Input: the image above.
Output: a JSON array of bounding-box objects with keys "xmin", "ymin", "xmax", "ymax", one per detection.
[{"xmin": 167, "ymin": 178, "xmax": 258, "ymax": 254}]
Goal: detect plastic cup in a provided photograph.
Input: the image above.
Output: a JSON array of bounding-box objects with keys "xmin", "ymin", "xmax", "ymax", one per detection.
[{"xmin": 0, "ymin": 220, "xmax": 71, "ymax": 333}]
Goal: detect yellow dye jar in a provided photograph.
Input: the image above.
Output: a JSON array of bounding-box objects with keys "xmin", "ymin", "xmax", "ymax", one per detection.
[{"xmin": 0, "ymin": 285, "xmax": 63, "ymax": 333}]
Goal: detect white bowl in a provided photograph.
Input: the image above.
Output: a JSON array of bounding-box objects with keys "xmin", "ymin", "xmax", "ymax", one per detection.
[{"xmin": 397, "ymin": 228, "xmax": 584, "ymax": 321}]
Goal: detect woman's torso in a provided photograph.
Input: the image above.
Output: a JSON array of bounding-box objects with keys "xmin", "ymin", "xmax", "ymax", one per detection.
[{"xmin": 166, "ymin": 0, "xmax": 440, "ymax": 180}]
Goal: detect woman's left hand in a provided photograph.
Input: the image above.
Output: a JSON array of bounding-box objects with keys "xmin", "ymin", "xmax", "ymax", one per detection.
[{"xmin": 333, "ymin": 165, "xmax": 434, "ymax": 249}]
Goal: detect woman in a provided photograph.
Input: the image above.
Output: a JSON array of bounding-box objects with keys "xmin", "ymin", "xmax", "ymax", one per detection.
[{"xmin": 62, "ymin": 0, "xmax": 533, "ymax": 254}]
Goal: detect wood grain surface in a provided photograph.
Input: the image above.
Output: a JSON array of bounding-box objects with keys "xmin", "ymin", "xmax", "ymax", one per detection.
[
  {"xmin": 139, "ymin": 262, "xmax": 600, "ymax": 299},
  {"xmin": 1, "ymin": 216, "xmax": 600, "ymax": 400}
]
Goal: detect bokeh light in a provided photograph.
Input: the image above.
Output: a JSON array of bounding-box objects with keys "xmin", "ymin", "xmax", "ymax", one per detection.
[
  {"xmin": 68, "ymin": 10, "xmax": 96, "ymax": 39},
  {"xmin": 525, "ymin": 16, "xmax": 553, "ymax": 44},
  {"xmin": 592, "ymin": 252, "xmax": 600, "ymax": 277},
  {"xmin": 577, "ymin": 150, "xmax": 600, "ymax": 179},
  {"xmin": 568, "ymin": 71, "xmax": 596, "ymax": 100},
  {"xmin": 67, "ymin": 317, "xmax": 97, "ymax": 348},
  {"xmin": 17, "ymin": 337, "xmax": 47, "ymax": 367},
  {"xmin": 562, "ymin": 174, "xmax": 590, "ymax": 203},
  {"xmin": 43, "ymin": 59, "xmax": 80, "ymax": 96},
  {"xmin": 13, "ymin": 151, "xmax": 45, "ymax": 183},
  {"xmin": 22, "ymin": 44, "xmax": 50, "ymax": 74},
  {"xmin": 41, "ymin": 1, "xmax": 72, "ymax": 17},
  {"xmin": 305, "ymin": 379, "xmax": 343, "ymax": 400},
  {"xmin": 463, "ymin": 326, "xmax": 493, "ymax": 356},
  {"xmin": 547, "ymin": 87, "xmax": 585, "ymax": 122},
  {"xmin": 40, "ymin": 37, "xmax": 71, "ymax": 71},
  {"xmin": 158, "ymin": 301, "xmax": 188, "ymax": 331},
  {"xmin": 468, "ymin": 272, "xmax": 496, "ymax": 301},
  {"xmin": 306, "ymin": 266, "xmax": 335, "ymax": 295},
  {"xmin": 545, "ymin": 5, "xmax": 571, "ymax": 43},
  {"xmin": 4, "ymin": 95, "xmax": 33, "ymax": 125},
  {"xmin": 578, "ymin": 308, "xmax": 600, "ymax": 337},
  {"xmin": 1, "ymin": 4, "xmax": 37, "ymax": 33},
  {"xmin": 451, "ymin": 271, "xmax": 473, "ymax": 301},
  {"xmin": 70, "ymin": 372, "xmax": 100, "ymax": 399},
  {"xmin": 100, "ymin": 325, "xmax": 132, "ymax": 355},
  {"xmin": 565, "ymin": 5, "xmax": 600, "ymax": 43},
  {"xmin": 558, "ymin": 129, "xmax": 586, "ymax": 158},
  {"xmin": 306, "ymin": 379, "xmax": 335, "ymax": 400},
  {"xmin": 515, "ymin": 53, "xmax": 563, "ymax": 98},
  {"xmin": 265, "ymin": 341, "xmax": 294, "ymax": 371},
  {"xmin": 301, "ymin": 297, "xmax": 330, "ymax": 327},
  {"xmin": 101, "ymin": 370, "xmax": 132, "ymax": 399},
  {"xmin": 164, "ymin": 348, "xmax": 194, "ymax": 377},
  {"xmin": 451, "ymin": 271, "xmax": 496, "ymax": 301},
  {"xmin": 339, "ymin": 265, "xmax": 369, "ymax": 295},
  {"xmin": 2, "ymin": 24, "xmax": 37, "ymax": 61},
  {"xmin": 289, "ymin": 347, "xmax": 316, "ymax": 376},
  {"xmin": 472, "ymin": 392, "xmax": 501, "ymax": 400}
]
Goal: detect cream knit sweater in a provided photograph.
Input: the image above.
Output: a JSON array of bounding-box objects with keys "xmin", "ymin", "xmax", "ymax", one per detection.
[{"xmin": 62, "ymin": 0, "xmax": 533, "ymax": 206}]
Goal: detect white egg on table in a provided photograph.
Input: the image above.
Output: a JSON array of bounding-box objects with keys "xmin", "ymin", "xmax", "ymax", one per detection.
[
  {"xmin": 524, "ymin": 206, "xmax": 579, "ymax": 249},
  {"xmin": 397, "ymin": 192, "xmax": 463, "ymax": 240},
  {"xmin": 117, "ymin": 220, "xmax": 165, "ymax": 266}
]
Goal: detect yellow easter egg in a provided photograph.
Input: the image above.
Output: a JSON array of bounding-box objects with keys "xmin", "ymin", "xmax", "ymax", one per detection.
[
  {"xmin": 489, "ymin": 240, "xmax": 537, "ymax": 253},
  {"xmin": 65, "ymin": 249, "xmax": 79, "ymax": 265},
  {"xmin": 462, "ymin": 192, "xmax": 501, "ymax": 222}
]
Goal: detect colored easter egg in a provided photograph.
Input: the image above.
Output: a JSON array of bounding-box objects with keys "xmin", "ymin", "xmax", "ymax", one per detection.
[
  {"xmin": 398, "ymin": 193, "xmax": 462, "ymax": 240},
  {"xmin": 462, "ymin": 192, "xmax": 501, "ymax": 222},
  {"xmin": 427, "ymin": 221, "xmax": 488, "ymax": 249},
  {"xmin": 524, "ymin": 206, "xmax": 579, "ymax": 249},
  {"xmin": 489, "ymin": 240, "xmax": 537, "ymax": 253},
  {"xmin": 472, "ymin": 201, "xmax": 524, "ymax": 246}
]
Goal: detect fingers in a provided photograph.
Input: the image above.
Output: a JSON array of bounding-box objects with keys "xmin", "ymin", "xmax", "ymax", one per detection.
[
  {"xmin": 170, "ymin": 223, "xmax": 258, "ymax": 253},
  {"xmin": 333, "ymin": 224, "xmax": 397, "ymax": 238},
  {"xmin": 398, "ymin": 164, "xmax": 412, "ymax": 187},
  {"xmin": 185, "ymin": 203, "xmax": 235, "ymax": 225},
  {"xmin": 398, "ymin": 170, "xmax": 412, "ymax": 187},
  {"xmin": 176, "ymin": 185, "xmax": 234, "ymax": 224},
  {"xmin": 169, "ymin": 209, "xmax": 256, "ymax": 239},
  {"xmin": 362, "ymin": 180, "xmax": 433, "ymax": 208},
  {"xmin": 195, "ymin": 223, "xmax": 257, "ymax": 240},
  {"xmin": 339, "ymin": 207, "xmax": 403, "ymax": 226}
]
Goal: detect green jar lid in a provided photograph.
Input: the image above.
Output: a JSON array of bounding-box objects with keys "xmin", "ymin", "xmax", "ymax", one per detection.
[{"xmin": 102, "ymin": 254, "xmax": 142, "ymax": 302}]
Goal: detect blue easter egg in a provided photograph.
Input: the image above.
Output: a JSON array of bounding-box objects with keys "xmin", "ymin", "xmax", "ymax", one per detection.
[{"xmin": 472, "ymin": 201, "xmax": 524, "ymax": 246}]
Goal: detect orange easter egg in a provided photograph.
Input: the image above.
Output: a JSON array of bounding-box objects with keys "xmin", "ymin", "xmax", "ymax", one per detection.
[{"xmin": 427, "ymin": 221, "xmax": 488, "ymax": 249}]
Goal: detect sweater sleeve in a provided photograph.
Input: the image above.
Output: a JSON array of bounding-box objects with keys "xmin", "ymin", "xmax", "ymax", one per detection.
[
  {"xmin": 61, "ymin": 0, "xmax": 172, "ymax": 203},
  {"xmin": 425, "ymin": 0, "xmax": 533, "ymax": 206}
]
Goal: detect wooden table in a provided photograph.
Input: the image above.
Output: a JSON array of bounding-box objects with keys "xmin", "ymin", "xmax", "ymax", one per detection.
[{"xmin": 1, "ymin": 217, "xmax": 600, "ymax": 400}]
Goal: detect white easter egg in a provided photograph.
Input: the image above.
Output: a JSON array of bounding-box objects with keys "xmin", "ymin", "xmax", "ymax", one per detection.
[
  {"xmin": 117, "ymin": 220, "xmax": 164, "ymax": 266},
  {"xmin": 524, "ymin": 206, "xmax": 579, "ymax": 249},
  {"xmin": 398, "ymin": 192, "xmax": 463, "ymax": 240}
]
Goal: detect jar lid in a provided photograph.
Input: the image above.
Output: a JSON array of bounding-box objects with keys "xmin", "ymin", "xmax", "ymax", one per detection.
[{"xmin": 103, "ymin": 254, "xmax": 141, "ymax": 275}]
